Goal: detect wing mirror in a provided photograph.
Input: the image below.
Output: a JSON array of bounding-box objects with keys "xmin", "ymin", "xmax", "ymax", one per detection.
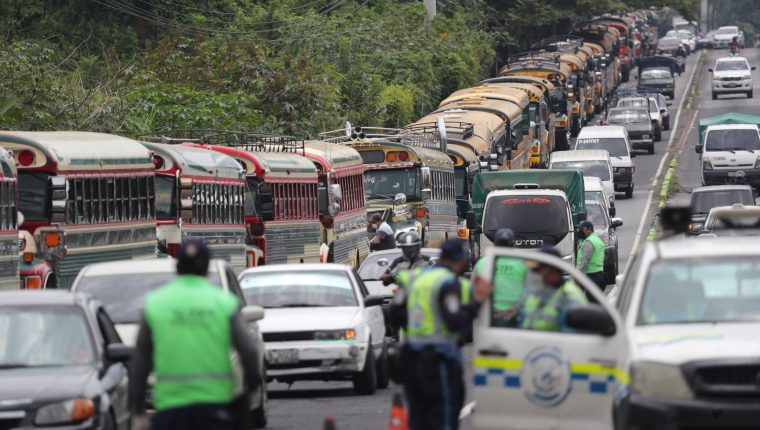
[
  {"xmin": 242, "ymin": 305, "xmax": 265, "ymax": 322},
  {"xmin": 708, "ymin": 68, "xmax": 713, "ymax": 73},
  {"xmin": 609, "ymin": 206, "xmax": 616, "ymax": 217},
  {"xmin": 565, "ymin": 304, "xmax": 616, "ymax": 336},
  {"xmin": 105, "ymin": 343, "xmax": 134, "ymax": 363},
  {"xmin": 695, "ymin": 144, "xmax": 703, "ymax": 154},
  {"xmin": 364, "ymin": 295, "xmax": 385, "ymax": 307},
  {"xmin": 752, "ymin": 66, "xmax": 757, "ymax": 71},
  {"xmin": 615, "ymin": 274, "xmax": 624, "ymax": 286},
  {"xmin": 611, "ymin": 217, "xmax": 623, "ymax": 229}
]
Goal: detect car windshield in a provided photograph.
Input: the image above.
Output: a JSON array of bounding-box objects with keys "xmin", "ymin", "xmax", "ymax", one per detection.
[
  {"xmin": 707, "ymin": 211, "xmax": 760, "ymax": 230},
  {"xmin": 704, "ymin": 129, "xmax": 760, "ymax": 151},
  {"xmin": 358, "ymin": 251, "xmax": 439, "ymax": 280},
  {"xmin": 639, "ymin": 258, "xmax": 760, "ymax": 325},
  {"xmin": 691, "ymin": 190, "xmax": 754, "ymax": 214},
  {"xmin": 552, "ymin": 160, "xmax": 610, "ymax": 181},
  {"xmin": 641, "ymin": 68, "xmax": 672, "ymax": 79},
  {"xmin": 586, "ymin": 190, "xmax": 606, "ymax": 206},
  {"xmin": 0, "ymin": 306, "xmax": 95, "ymax": 367},
  {"xmin": 483, "ymin": 195, "xmax": 569, "ymax": 243},
  {"xmin": 607, "ymin": 109, "xmax": 650, "ymax": 124},
  {"xmin": 75, "ymin": 271, "xmax": 223, "ymax": 323},
  {"xmin": 717, "ymin": 28, "xmax": 738, "ymax": 35},
  {"xmin": 585, "ymin": 202, "xmax": 609, "ymax": 229},
  {"xmin": 715, "ymin": 60, "xmax": 749, "ymax": 72},
  {"xmin": 575, "ymin": 137, "xmax": 629, "ymax": 157},
  {"xmin": 364, "ymin": 168, "xmax": 419, "ymax": 199},
  {"xmin": 240, "ymin": 271, "xmax": 358, "ymax": 308}
]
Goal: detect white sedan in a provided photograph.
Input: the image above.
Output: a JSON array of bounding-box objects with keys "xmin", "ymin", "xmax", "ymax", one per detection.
[{"xmin": 238, "ymin": 264, "xmax": 388, "ymax": 395}]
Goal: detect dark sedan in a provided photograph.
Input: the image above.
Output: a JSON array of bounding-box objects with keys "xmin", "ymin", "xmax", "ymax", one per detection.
[
  {"xmin": 0, "ymin": 291, "xmax": 132, "ymax": 430},
  {"xmin": 639, "ymin": 68, "xmax": 676, "ymax": 99},
  {"xmin": 606, "ymin": 107, "xmax": 655, "ymax": 154}
]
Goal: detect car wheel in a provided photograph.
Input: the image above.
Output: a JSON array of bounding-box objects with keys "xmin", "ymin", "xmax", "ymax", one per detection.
[
  {"xmin": 251, "ymin": 381, "xmax": 268, "ymax": 429},
  {"xmin": 663, "ymin": 118, "xmax": 670, "ymax": 130},
  {"xmin": 712, "ymin": 92, "xmax": 718, "ymax": 100},
  {"xmin": 353, "ymin": 345, "xmax": 377, "ymax": 395},
  {"xmin": 648, "ymin": 143, "xmax": 655, "ymax": 155},
  {"xmin": 376, "ymin": 341, "xmax": 390, "ymax": 390},
  {"xmin": 655, "ymin": 130, "xmax": 662, "ymax": 142},
  {"xmin": 748, "ymin": 91, "xmax": 754, "ymax": 99},
  {"xmin": 625, "ymin": 185, "xmax": 634, "ymax": 199}
]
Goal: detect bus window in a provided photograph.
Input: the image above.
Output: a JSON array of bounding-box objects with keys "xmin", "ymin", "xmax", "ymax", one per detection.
[
  {"xmin": 244, "ymin": 178, "xmax": 259, "ymax": 218},
  {"xmin": 521, "ymin": 111, "xmax": 530, "ymax": 135},
  {"xmin": 155, "ymin": 176, "xmax": 177, "ymax": 220},
  {"xmin": 19, "ymin": 172, "xmax": 50, "ymax": 222}
]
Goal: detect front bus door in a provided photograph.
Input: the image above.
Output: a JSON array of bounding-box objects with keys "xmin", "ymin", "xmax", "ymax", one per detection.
[{"xmin": 470, "ymin": 248, "xmax": 630, "ymax": 430}]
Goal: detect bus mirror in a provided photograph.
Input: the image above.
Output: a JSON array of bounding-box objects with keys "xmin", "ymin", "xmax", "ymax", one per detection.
[
  {"xmin": 17, "ymin": 211, "xmax": 24, "ymax": 227},
  {"xmin": 261, "ymin": 203, "xmax": 274, "ymax": 222},
  {"xmin": 180, "ymin": 198, "xmax": 193, "ymax": 210},
  {"xmin": 465, "ymin": 211, "xmax": 477, "ymax": 230},
  {"xmin": 48, "ymin": 177, "xmax": 69, "ymax": 223},
  {"xmin": 420, "ymin": 167, "xmax": 432, "ymax": 189},
  {"xmin": 330, "ymin": 183, "xmax": 342, "ymax": 202},
  {"xmin": 421, "ymin": 188, "xmax": 432, "ymax": 200},
  {"xmin": 329, "ymin": 202, "xmax": 341, "ymax": 216}
]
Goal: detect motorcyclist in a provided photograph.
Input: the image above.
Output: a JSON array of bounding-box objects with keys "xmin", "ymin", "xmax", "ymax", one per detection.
[
  {"xmin": 380, "ymin": 231, "xmax": 431, "ymax": 287},
  {"xmin": 675, "ymin": 44, "xmax": 687, "ymax": 59},
  {"xmin": 675, "ymin": 45, "xmax": 687, "ymax": 74},
  {"xmin": 729, "ymin": 36, "xmax": 740, "ymax": 54}
]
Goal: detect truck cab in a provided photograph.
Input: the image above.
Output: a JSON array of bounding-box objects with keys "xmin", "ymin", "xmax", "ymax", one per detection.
[{"xmin": 697, "ymin": 123, "xmax": 760, "ymax": 188}]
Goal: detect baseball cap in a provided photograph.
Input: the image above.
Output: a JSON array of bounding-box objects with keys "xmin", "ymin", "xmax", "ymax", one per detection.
[
  {"xmin": 370, "ymin": 214, "xmax": 383, "ymax": 222},
  {"xmin": 176, "ymin": 239, "xmax": 211, "ymax": 275},
  {"xmin": 440, "ymin": 239, "xmax": 469, "ymax": 261},
  {"xmin": 577, "ymin": 220, "xmax": 594, "ymax": 230}
]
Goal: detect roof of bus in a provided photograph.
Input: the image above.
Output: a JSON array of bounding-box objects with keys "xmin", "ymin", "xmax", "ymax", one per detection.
[
  {"xmin": 481, "ymin": 76, "xmax": 556, "ymax": 92},
  {"xmin": 347, "ymin": 140, "xmax": 453, "ymax": 169},
  {"xmin": 446, "ymin": 143, "xmax": 479, "ymax": 163},
  {"xmin": 435, "ymin": 98, "xmax": 525, "ymax": 121},
  {"xmin": 0, "ymin": 131, "xmax": 153, "ymax": 172},
  {"xmin": 180, "ymin": 143, "xmax": 317, "ymax": 181},
  {"xmin": 303, "ymin": 141, "xmax": 364, "ymax": 173},
  {"xmin": 411, "ymin": 110, "xmax": 504, "ymax": 156},
  {"xmin": 559, "ymin": 53, "xmax": 585, "ymax": 69},
  {"xmin": 439, "ymin": 85, "xmax": 531, "ymax": 108},
  {"xmin": 499, "ymin": 61, "xmax": 573, "ymax": 78},
  {"xmin": 142, "ymin": 142, "xmax": 242, "ymax": 179},
  {"xmin": 487, "ymin": 82, "xmax": 545, "ymax": 101}
]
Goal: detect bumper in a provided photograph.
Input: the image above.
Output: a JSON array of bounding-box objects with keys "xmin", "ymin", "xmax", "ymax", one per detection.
[
  {"xmin": 264, "ymin": 341, "xmax": 368, "ymax": 380},
  {"xmin": 630, "ymin": 138, "xmax": 654, "ymax": 150},
  {"xmin": 617, "ymin": 394, "xmax": 760, "ymax": 430},
  {"xmin": 712, "ymin": 81, "xmax": 752, "ymax": 93},
  {"xmin": 703, "ymin": 169, "xmax": 760, "ymax": 187},
  {"xmin": 614, "ymin": 173, "xmax": 634, "ymax": 189}
]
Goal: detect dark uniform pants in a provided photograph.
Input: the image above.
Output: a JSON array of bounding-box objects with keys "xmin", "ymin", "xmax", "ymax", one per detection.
[
  {"xmin": 587, "ymin": 271, "xmax": 607, "ymax": 293},
  {"xmin": 152, "ymin": 403, "xmax": 234, "ymax": 430},
  {"xmin": 403, "ymin": 348, "xmax": 464, "ymax": 430}
]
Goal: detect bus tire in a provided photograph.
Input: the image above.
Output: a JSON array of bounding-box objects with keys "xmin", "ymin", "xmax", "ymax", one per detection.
[{"xmin": 44, "ymin": 275, "xmax": 57, "ymax": 290}]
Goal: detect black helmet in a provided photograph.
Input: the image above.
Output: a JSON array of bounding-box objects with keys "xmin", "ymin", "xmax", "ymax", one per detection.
[
  {"xmin": 398, "ymin": 231, "xmax": 422, "ymax": 259},
  {"xmin": 494, "ymin": 228, "xmax": 516, "ymax": 247}
]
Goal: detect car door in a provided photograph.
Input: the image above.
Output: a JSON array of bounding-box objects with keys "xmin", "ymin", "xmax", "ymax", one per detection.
[
  {"xmin": 353, "ymin": 270, "xmax": 385, "ymax": 350},
  {"xmin": 471, "ymin": 248, "xmax": 630, "ymax": 430},
  {"xmin": 95, "ymin": 307, "xmax": 130, "ymax": 429}
]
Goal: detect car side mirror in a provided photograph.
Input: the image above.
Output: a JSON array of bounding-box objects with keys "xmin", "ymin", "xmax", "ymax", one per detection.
[
  {"xmin": 611, "ymin": 217, "xmax": 623, "ymax": 228},
  {"xmin": 565, "ymin": 304, "xmax": 616, "ymax": 336},
  {"xmin": 364, "ymin": 295, "xmax": 385, "ymax": 307},
  {"xmin": 421, "ymin": 188, "xmax": 432, "ymax": 200},
  {"xmin": 660, "ymin": 108, "xmax": 666, "ymax": 114},
  {"xmin": 708, "ymin": 68, "xmax": 713, "ymax": 73},
  {"xmin": 695, "ymin": 144, "xmax": 703, "ymax": 154},
  {"xmin": 105, "ymin": 343, "xmax": 134, "ymax": 363},
  {"xmin": 752, "ymin": 66, "xmax": 757, "ymax": 71},
  {"xmin": 242, "ymin": 305, "xmax": 265, "ymax": 322}
]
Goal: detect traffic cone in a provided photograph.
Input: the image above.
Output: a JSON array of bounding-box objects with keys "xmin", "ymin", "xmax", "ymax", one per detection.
[
  {"xmin": 323, "ymin": 417, "xmax": 336, "ymax": 430},
  {"xmin": 388, "ymin": 391, "xmax": 408, "ymax": 430}
]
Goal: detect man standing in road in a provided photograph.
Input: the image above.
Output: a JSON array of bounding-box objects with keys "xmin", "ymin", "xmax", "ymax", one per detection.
[
  {"xmin": 576, "ymin": 220, "xmax": 607, "ymax": 292},
  {"xmin": 368, "ymin": 213, "xmax": 396, "ymax": 251},
  {"xmin": 130, "ymin": 240, "xmax": 261, "ymax": 430},
  {"xmin": 388, "ymin": 239, "xmax": 492, "ymax": 430}
]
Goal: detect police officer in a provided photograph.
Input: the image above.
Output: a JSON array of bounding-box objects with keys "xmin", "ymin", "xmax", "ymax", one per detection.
[
  {"xmin": 130, "ymin": 241, "xmax": 261, "ymax": 430},
  {"xmin": 368, "ymin": 213, "xmax": 396, "ymax": 251},
  {"xmin": 576, "ymin": 220, "xmax": 607, "ymax": 292},
  {"xmin": 380, "ymin": 231, "xmax": 431, "ymax": 287},
  {"xmin": 473, "ymin": 228, "xmax": 528, "ymax": 326},
  {"xmin": 518, "ymin": 246, "xmax": 588, "ymax": 332},
  {"xmin": 388, "ymin": 239, "xmax": 492, "ymax": 430}
]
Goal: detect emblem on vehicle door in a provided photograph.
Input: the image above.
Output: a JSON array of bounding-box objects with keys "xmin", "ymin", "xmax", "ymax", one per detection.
[{"xmin": 521, "ymin": 346, "xmax": 572, "ymax": 407}]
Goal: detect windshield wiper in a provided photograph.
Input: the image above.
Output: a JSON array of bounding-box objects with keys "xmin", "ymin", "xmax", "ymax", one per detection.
[{"xmin": 277, "ymin": 303, "xmax": 324, "ymax": 308}]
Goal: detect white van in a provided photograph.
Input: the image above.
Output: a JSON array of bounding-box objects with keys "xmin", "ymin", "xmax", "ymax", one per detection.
[
  {"xmin": 697, "ymin": 124, "xmax": 760, "ymax": 188},
  {"xmin": 574, "ymin": 126, "xmax": 635, "ymax": 198},
  {"xmin": 550, "ymin": 150, "xmax": 615, "ymax": 208}
]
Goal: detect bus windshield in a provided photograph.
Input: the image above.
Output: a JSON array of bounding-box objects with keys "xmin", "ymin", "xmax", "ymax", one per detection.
[
  {"xmin": 454, "ymin": 169, "xmax": 467, "ymax": 198},
  {"xmin": 364, "ymin": 168, "xmax": 419, "ymax": 199},
  {"xmin": 19, "ymin": 172, "xmax": 50, "ymax": 222},
  {"xmin": 154, "ymin": 175, "xmax": 177, "ymax": 219}
]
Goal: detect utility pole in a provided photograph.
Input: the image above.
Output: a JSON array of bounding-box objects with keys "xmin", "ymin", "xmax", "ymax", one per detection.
[
  {"xmin": 423, "ymin": 0, "xmax": 436, "ymax": 24},
  {"xmin": 700, "ymin": 0, "xmax": 708, "ymax": 31}
]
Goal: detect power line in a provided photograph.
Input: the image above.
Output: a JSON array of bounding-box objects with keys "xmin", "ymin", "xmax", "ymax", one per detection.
[{"xmin": 144, "ymin": 0, "xmax": 330, "ymax": 17}]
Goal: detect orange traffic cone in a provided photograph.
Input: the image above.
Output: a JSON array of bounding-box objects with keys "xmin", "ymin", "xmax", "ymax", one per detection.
[
  {"xmin": 389, "ymin": 391, "xmax": 408, "ymax": 430},
  {"xmin": 324, "ymin": 417, "xmax": 336, "ymax": 430}
]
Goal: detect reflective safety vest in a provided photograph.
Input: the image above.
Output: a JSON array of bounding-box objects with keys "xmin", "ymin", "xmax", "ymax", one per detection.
[
  {"xmin": 474, "ymin": 257, "xmax": 526, "ymax": 311},
  {"xmin": 520, "ymin": 280, "xmax": 588, "ymax": 331},
  {"xmin": 145, "ymin": 275, "xmax": 239, "ymax": 411},
  {"xmin": 406, "ymin": 267, "xmax": 459, "ymax": 345},
  {"xmin": 577, "ymin": 232, "xmax": 605, "ymax": 274}
]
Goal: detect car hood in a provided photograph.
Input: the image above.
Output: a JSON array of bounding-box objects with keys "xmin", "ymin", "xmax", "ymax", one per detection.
[
  {"xmin": 714, "ymin": 34, "xmax": 737, "ymax": 41},
  {"xmin": 116, "ymin": 323, "xmax": 139, "ymax": 347},
  {"xmin": 634, "ymin": 323, "xmax": 760, "ymax": 364},
  {"xmin": 713, "ymin": 70, "xmax": 751, "ymax": 79},
  {"xmin": 258, "ymin": 307, "xmax": 363, "ymax": 333},
  {"xmin": 0, "ymin": 365, "xmax": 97, "ymax": 403},
  {"xmin": 610, "ymin": 156, "xmax": 633, "ymax": 167}
]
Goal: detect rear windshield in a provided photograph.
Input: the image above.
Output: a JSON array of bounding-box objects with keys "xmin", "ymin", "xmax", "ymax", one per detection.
[
  {"xmin": 551, "ymin": 160, "xmax": 610, "ymax": 181},
  {"xmin": 692, "ymin": 190, "xmax": 755, "ymax": 215},
  {"xmin": 607, "ymin": 110, "xmax": 649, "ymax": 124},
  {"xmin": 617, "ymin": 98, "xmax": 648, "ymax": 110},
  {"xmin": 575, "ymin": 137, "xmax": 629, "ymax": 157},
  {"xmin": 483, "ymin": 195, "xmax": 569, "ymax": 243},
  {"xmin": 641, "ymin": 68, "xmax": 672, "ymax": 79},
  {"xmin": 705, "ymin": 129, "xmax": 760, "ymax": 151}
]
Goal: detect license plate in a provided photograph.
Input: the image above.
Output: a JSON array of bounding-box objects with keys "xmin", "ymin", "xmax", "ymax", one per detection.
[
  {"xmin": 267, "ymin": 349, "xmax": 299, "ymax": 364},
  {"xmin": 727, "ymin": 84, "xmax": 738, "ymax": 88},
  {"xmin": 728, "ymin": 171, "xmax": 746, "ymax": 178}
]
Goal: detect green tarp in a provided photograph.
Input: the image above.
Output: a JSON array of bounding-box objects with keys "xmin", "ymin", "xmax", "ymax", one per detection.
[
  {"xmin": 471, "ymin": 169, "xmax": 586, "ymax": 226},
  {"xmin": 699, "ymin": 113, "xmax": 760, "ymax": 145}
]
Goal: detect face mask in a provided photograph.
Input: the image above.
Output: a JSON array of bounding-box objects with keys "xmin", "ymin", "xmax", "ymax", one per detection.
[{"xmin": 373, "ymin": 223, "xmax": 380, "ymax": 230}]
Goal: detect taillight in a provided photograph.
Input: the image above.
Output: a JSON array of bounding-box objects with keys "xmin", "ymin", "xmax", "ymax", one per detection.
[
  {"xmin": 398, "ymin": 151, "xmax": 409, "ymax": 161},
  {"xmin": 386, "ymin": 152, "xmax": 397, "ymax": 162},
  {"xmin": 22, "ymin": 252, "xmax": 33, "ymax": 263},
  {"xmin": 25, "ymin": 276, "xmax": 42, "ymax": 289},
  {"xmin": 18, "ymin": 150, "xmax": 35, "ymax": 166},
  {"xmin": 415, "ymin": 207, "xmax": 427, "ymax": 218},
  {"xmin": 166, "ymin": 243, "xmax": 179, "ymax": 257}
]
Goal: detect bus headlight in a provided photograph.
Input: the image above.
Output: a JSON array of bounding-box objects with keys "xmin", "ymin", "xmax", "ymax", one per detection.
[{"xmin": 631, "ymin": 361, "xmax": 692, "ymax": 399}]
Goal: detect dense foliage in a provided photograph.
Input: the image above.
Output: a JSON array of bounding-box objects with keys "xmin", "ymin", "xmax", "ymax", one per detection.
[{"xmin": 0, "ymin": 0, "xmax": 699, "ymax": 137}]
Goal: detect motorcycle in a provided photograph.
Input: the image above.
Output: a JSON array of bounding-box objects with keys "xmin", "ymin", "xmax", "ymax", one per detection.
[{"xmin": 675, "ymin": 56, "xmax": 686, "ymax": 75}]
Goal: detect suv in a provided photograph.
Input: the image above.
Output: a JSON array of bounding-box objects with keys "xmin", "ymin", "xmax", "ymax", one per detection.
[
  {"xmin": 575, "ymin": 126, "xmax": 635, "ymax": 198},
  {"xmin": 709, "ymin": 56, "xmax": 755, "ymax": 99},
  {"xmin": 606, "ymin": 107, "xmax": 655, "ymax": 154}
]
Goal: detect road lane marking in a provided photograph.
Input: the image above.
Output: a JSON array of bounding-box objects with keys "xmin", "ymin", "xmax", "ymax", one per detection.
[{"xmin": 459, "ymin": 400, "xmax": 476, "ymax": 420}]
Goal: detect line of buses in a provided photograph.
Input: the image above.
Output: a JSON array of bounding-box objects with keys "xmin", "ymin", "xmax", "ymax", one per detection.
[{"xmin": 0, "ymin": 15, "xmax": 637, "ymax": 290}]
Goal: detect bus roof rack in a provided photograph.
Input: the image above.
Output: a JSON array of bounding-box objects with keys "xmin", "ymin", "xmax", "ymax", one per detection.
[
  {"xmin": 137, "ymin": 129, "xmax": 225, "ymax": 143},
  {"xmin": 403, "ymin": 121, "xmax": 474, "ymax": 147},
  {"xmin": 318, "ymin": 123, "xmax": 404, "ymax": 144},
  {"xmin": 202, "ymin": 131, "xmax": 306, "ymax": 154},
  {"xmin": 532, "ymin": 36, "xmax": 585, "ymax": 53},
  {"xmin": 505, "ymin": 51, "xmax": 562, "ymax": 68}
]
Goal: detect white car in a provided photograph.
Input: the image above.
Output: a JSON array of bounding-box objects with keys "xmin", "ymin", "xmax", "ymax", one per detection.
[
  {"xmin": 238, "ymin": 263, "xmax": 388, "ymax": 395},
  {"xmin": 665, "ymin": 29, "xmax": 696, "ymax": 53},
  {"xmin": 72, "ymin": 258, "xmax": 269, "ymax": 427},
  {"xmin": 709, "ymin": 56, "xmax": 755, "ymax": 99},
  {"xmin": 697, "ymin": 123, "xmax": 760, "ymax": 187},
  {"xmin": 584, "ymin": 176, "xmax": 616, "ymax": 217},
  {"xmin": 712, "ymin": 25, "xmax": 744, "ymax": 49},
  {"xmin": 702, "ymin": 203, "xmax": 760, "ymax": 235},
  {"xmin": 574, "ymin": 126, "xmax": 635, "ymax": 198},
  {"xmin": 549, "ymin": 149, "xmax": 615, "ymax": 208}
]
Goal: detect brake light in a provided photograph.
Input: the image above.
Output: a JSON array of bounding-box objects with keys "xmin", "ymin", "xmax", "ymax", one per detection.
[
  {"xmin": 17, "ymin": 150, "xmax": 35, "ymax": 166},
  {"xmin": 22, "ymin": 252, "xmax": 33, "ymax": 263},
  {"xmin": 25, "ymin": 276, "xmax": 42, "ymax": 290},
  {"xmin": 386, "ymin": 152, "xmax": 397, "ymax": 162},
  {"xmin": 44, "ymin": 232, "xmax": 61, "ymax": 248},
  {"xmin": 153, "ymin": 156, "xmax": 164, "ymax": 170},
  {"xmin": 415, "ymin": 207, "xmax": 427, "ymax": 218},
  {"xmin": 398, "ymin": 151, "xmax": 409, "ymax": 161},
  {"xmin": 320, "ymin": 214, "xmax": 334, "ymax": 229}
]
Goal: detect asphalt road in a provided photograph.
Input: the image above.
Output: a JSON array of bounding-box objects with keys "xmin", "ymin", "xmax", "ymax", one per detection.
[{"xmin": 261, "ymin": 53, "xmax": 704, "ymax": 430}]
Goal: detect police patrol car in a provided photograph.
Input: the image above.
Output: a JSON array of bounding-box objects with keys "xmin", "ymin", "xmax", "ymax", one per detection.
[{"xmin": 471, "ymin": 236, "xmax": 760, "ymax": 429}]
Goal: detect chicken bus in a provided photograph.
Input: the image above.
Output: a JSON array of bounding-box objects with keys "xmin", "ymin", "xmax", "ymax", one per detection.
[{"xmin": 1, "ymin": 132, "xmax": 157, "ymax": 289}]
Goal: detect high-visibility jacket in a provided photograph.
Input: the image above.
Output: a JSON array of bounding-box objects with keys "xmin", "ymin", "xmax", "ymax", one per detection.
[
  {"xmin": 577, "ymin": 232, "xmax": 605, "ymax": 274},
  {"xmin": 406, "ymin": 267, "xmax": 459, "ymax": 345},
  {"xmin": 520, "ymin": 281, "xmax": 588, "ymax": 331},
  {"xmin": 145, "ymin": 275, "xmax": 239, "ymax": 411}
]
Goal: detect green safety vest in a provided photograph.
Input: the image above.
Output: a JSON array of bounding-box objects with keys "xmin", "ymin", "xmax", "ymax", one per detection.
[
  {"xmin": 145, "ymin": 275, "xmax": 239, "ymax": 411},
  {"xmin": 520, "ymin": 280, "xmax": 588, "ymax": 331},
  {"xmin": 577, "ymin": 232, "xmax": 605, "ymax": 274},
  {"xmin": 475, "ymin": 258, "xmax": 527, "ymax": 311},
  {"xmin": 406, "ymin": 267, "xmax": 459, "ymax": 345}
]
